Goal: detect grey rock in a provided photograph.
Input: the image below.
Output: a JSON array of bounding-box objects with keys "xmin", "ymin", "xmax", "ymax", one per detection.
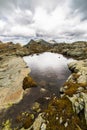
[
  {"xmin": 81, "ymin": 93, "xmax": 87, "ymax": 124},
  {"xmin": 77, "ymin": 75, "xmax": 87, "ymax": 84},
  {"xmin": 64, "ymin": 122, "xmax": 68, "ymax": 127},
  {"xmin": 41, "ymin": 123, "xmax": 46, "ymax": 130},
  {"xmin": 0, "ymin": 56, "xmax": 30, "ymax": 110},
  {"xmin": 59, "ymin": 117, "xmax": 63, "ymax": 124},
  {"xmin": 32, "ymin": 113, "xmax": 45, "ymax": 130}
]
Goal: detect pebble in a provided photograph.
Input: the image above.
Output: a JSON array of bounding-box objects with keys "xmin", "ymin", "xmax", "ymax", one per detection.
[
  {"xmin": 59, "ymin": 117, "xmax": 63, "ymax": 124},
  {"xmin": 41, "ymin": 123, "xmax": 46, "ymax": 130},
  {"xmin": 64, "ymin": 122, "xmax": 68, "ymax": 127}
]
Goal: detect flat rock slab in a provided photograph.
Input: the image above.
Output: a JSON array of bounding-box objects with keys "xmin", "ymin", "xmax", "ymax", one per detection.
[{"xmin": 0, "ymin": 56, "xmax": 30, "ymax": 109}]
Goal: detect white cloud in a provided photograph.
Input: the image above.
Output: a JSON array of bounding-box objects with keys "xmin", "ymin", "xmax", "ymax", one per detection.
[
  {"xmin": 0, "ymin": 0, "xmax": 87, "ymax": 43},
  {"xmin": 0, "ymin": 20, "xmax": 6, "ymax": 32}
]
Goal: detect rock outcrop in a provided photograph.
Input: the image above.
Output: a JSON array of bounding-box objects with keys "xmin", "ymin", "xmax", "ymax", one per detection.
[
  {"xmin": 60, "ymin": 60, "xmax": 87, "ymax": 128},
  {"xmin": 0, "ymin": 56, "xmax": 30, "ymax": 109},
  {"xmin": 0, "ymin": 40, "xmax": 87, "ymax": 60}
]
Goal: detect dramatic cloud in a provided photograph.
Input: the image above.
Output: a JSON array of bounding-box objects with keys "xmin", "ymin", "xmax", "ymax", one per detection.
[{"xmin": 0, "ymin": 0, "xmax": 87, "ymax": 44}]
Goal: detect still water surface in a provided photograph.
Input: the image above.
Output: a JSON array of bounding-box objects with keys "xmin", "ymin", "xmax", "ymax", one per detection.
[{"xmin": 23, "ymin": 52, "xmax": 73, "ymax": 100}]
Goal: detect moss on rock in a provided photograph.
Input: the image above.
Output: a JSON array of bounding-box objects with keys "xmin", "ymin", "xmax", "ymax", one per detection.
[
  {"xmin": 44, "ymin": 96, "xmax": 86, "ymax": 130},
  {"xmin": 23, "ymin": 76, "xmax": 37, "ymax": 90},
  {"xmin": 16, "ymin": 112, "xmax": 34, "ymax": 129}
]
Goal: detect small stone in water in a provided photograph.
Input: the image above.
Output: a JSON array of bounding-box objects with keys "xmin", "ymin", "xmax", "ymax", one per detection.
[
  {"xmin": 40, "ymin": 88, "xmax": 47, "ymax": 93},
  {"xmin": 44, "ymin": 97, "xmax": 51, "ymax": 100}
]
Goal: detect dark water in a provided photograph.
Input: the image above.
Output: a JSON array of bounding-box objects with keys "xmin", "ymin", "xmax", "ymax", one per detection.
[{"xmin": 0, "ymin": 52, "xmax": 74, "ymax": 128}]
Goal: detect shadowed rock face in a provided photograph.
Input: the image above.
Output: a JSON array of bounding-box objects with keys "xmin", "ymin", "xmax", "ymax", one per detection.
[{"xmin": 0, "ymin": 56, "xmax": 30, "ymax": 109}]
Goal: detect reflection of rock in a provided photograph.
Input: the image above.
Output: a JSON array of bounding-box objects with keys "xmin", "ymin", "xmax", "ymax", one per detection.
[
  {"xmin": 57, "ymin": 74, "xmax": 65, "ymax": 80},
  {"xmin": 48, "ymin": 82, "xmax": 56, "ymax": 87},
  {"xmin": 0, "ymin": 56, "xmax": 30, "ymax": 109}
]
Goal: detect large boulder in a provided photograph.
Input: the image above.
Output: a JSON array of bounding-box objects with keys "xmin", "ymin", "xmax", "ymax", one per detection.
[{"xmin": 0, "ymin": 56, "xmax": 30, "ymax": 109}]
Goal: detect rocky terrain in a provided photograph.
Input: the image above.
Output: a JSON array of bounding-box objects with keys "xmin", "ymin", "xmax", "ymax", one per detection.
[
  {"xmin": 0, "ymin": 40, "xmax": 87, "ymax": 129},
  {"xmin": 24, "ymin": 40, "xmax": 87, "ymax": 60},
  {"xmin": 0, "ymin": 40, "xmax": 87, "ymax": 59},
  {"xmin": 0, "ymin": 56, "xmax": 31, "ymax": 110}
]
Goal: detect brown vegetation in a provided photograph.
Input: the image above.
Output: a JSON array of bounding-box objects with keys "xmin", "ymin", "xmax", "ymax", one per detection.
[{"xmin": 23, "ymin": 76, "xmax": 37, "ymax": 90}]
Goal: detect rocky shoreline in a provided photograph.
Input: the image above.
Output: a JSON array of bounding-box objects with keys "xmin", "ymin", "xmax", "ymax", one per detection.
[
  {"xmin": 0, "ymin": 55, "xmax": 30, "ymax": 109},
  {"xmin": 0, "ymin": 40, "xmax": 87, "ymax": 129}
]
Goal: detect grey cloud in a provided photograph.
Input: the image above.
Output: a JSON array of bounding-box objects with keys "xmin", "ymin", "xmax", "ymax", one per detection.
[
  {"xmin": 0, "ymin": 0, "xmax": 60, "ymax": 13},
  {"xmin": 64, "ymin": 30, "xmax": 85, "ymax": 37},
  {"xmin": 71, "ymin": 0, "xmax": 87, "ymax": 20}
]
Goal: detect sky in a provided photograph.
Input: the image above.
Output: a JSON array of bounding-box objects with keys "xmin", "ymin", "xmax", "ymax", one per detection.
[{"xmin": 0, "ymin": 0, "xmax": 87, "ymax": 44}]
